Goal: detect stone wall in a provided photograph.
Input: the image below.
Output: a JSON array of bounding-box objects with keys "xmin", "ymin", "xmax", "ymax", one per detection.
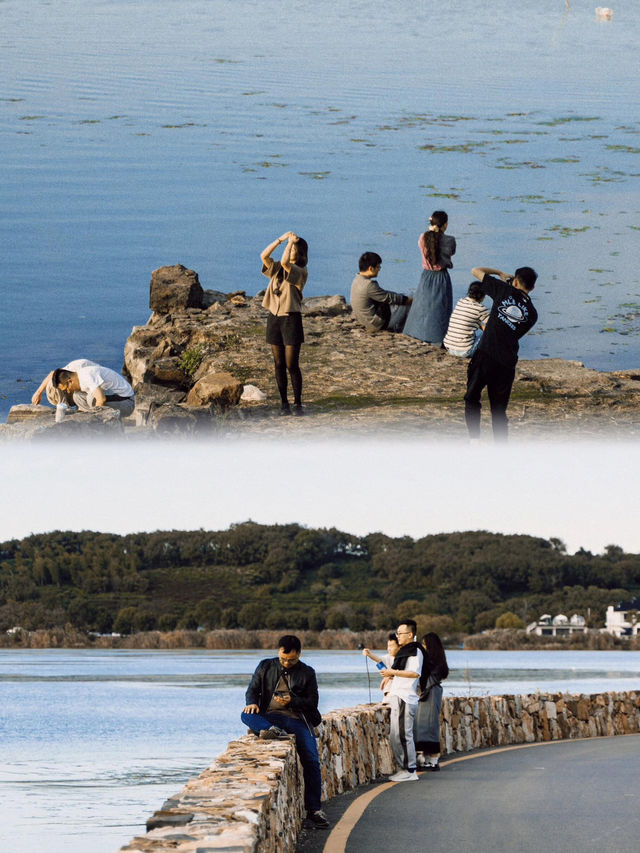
[
  {"xmin": 440, "ymin": 690, "xmax": 640, "ymax": 752},
  {"xmin": 119, "ymin": 691, "xmax": 639, "ymax": 853}
]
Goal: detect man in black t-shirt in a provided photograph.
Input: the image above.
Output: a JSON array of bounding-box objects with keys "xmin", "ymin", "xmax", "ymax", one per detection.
[{"xmin": 464, "ymin": 265, "xmax": 538, "ymax": 441}]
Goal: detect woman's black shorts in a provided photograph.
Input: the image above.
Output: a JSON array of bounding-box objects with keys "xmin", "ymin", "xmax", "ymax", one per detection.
[{"xmin": 266, "ymin": 312, "xmax": 304, "ymax": 346}]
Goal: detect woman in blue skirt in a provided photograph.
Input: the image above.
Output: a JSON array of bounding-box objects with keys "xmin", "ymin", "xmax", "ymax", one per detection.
[{"xmin": 403, "ymin": 210, "xmax": 456, "ymax": 345}]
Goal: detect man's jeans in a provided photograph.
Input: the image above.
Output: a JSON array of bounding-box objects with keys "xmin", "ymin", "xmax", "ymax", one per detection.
[{"xmin": 241, "ymin": 711, "xmax": 322, "ymax": 812}]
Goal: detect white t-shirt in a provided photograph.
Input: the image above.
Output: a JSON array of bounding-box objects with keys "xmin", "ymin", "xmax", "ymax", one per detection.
[
  {"xmin": 387, "ymin": 648, "xmax": 423, "ymax": 705},
  {"xmin": 64, "ymin": 359, "xmax": 97, "ymax": 371},
  {"xmin": 76, "ymin": 364, "xmax": 134, "ymax": 398}
]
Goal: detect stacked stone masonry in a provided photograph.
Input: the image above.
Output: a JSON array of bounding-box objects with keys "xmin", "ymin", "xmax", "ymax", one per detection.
[{"xmin": 119, "ymin": 691, "xmax": 640, "ymax": 853}]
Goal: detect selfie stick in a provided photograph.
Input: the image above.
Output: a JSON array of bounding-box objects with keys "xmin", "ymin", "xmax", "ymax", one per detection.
[{"xmin": 358, "ymin": 643, "xmax": 373, "ymax": 703}]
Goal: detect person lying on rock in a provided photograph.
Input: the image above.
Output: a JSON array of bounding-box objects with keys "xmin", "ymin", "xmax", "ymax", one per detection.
[
  {"xmin": 48, "ymin": 361, "xmax": 135, "ymax": 418},
  {"xmin": 241, "ymin": 634, "xmax": 330, "ymax": 829},
  {"xmin": 350, "ymin": 251, "xmax": 412, "ymax": 333}
]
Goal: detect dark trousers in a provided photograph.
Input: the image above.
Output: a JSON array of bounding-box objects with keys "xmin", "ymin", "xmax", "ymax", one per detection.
[
  {"xmin": 464, "ymin": 351, "xmax": 516, "ymax": 442},
  {"xmin": 376, "ymin": 303, "xmax": 410, "ymax": 333},
  {"xmin": 241, "ymin": 711, "xmax": 322, "ymax": 812}
]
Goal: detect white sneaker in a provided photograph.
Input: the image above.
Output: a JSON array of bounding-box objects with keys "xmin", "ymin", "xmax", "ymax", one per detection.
[{"xmin": 388, "ymin": 770, "xmax": 419, "ymax": 782}]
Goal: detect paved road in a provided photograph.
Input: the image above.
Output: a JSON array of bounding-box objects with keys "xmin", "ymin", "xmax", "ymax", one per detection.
[{"xmin": 297, "ymin": 735, "xmax": 640, "ymax": 853}]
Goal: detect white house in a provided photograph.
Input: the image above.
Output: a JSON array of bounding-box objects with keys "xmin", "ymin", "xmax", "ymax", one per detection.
[
  {"xmin": 605, "ymin": 599, "xmax": 640, "ymax": 638},
  {"xmin": 526, "ymin": 613, "xmax": 587, "ymax": 637}
]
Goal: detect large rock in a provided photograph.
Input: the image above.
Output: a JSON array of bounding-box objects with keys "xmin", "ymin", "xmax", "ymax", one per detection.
[
  {"xmin": 144, "ymin": 356, "xmax": 189, "ymax": 388},
  {"xmin": 149, "ymin": 265, "xmax": 204, "ymax": 314},
  {"xmin": 303, "ymin": 294, "xmax": 350, "ymax": 317},
  {"xmin": 147, "ymin": 403, "xmax": 212, "ymax": 434},
  {"xmin": 7, "ymin": 405, "xmax": 55, "ymax": 423},
  {"xmin": 132, "ymin": 383, "xmax": 188, "ymax": 425},
  {"xmin": 186, "ymin": 371, "xmax": 243, "ymax": 408}
]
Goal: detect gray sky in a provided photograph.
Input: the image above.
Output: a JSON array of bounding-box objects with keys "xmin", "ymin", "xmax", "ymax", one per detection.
[
  {"xmin": 1, "ymin": 439, "xmax": 636, "ymax": 554},
  {"xmin": 0, "ymin": 438, "xmax": 640, "ymax": 553}
]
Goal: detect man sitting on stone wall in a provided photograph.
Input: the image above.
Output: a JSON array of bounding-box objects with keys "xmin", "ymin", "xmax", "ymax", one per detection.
[
  {"xmin": 350, "ymin": 252, "xmax": 412, "ymax": 333},
  {"xmin": 34, "ymin": 360, "xmax": 135, "ymax": 418},
  {"xmin": 241, "ymin": 635, "xmax": 329, "ymax": 829}
]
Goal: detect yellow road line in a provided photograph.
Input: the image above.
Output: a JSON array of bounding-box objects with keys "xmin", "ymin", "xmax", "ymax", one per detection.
[
  {"xmin": 321, "ymin": 734, "xmax": 640, "ymax": 853},
  {"xmin": 323, "ymin": 782, "xmax": 395, "ymax": 853}
]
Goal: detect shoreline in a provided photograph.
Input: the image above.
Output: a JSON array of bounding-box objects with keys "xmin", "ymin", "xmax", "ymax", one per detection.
[
  {"xmin": 3, "ymin": 270, "xmax": 640, "ymax": 439},
  {"xmin": 2, "ymin": 626, "xmax": 638, "ymax": 652}
]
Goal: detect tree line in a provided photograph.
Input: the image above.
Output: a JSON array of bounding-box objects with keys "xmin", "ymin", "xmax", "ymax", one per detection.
[{"xmin": 1, "ymin": 523, "xmax": 638, "ymax": 639}]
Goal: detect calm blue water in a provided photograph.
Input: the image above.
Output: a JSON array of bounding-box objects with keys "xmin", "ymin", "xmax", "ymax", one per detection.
[
  {"xmin": 1, "ymin": 0, "xmax": 639, "ymax": 418},
  {"xmin": 1, "ymin": 648, "xmax": 639, "ymax": 853}
]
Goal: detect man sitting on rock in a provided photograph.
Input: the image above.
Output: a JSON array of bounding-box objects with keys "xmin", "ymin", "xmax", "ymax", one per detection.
[
  {"xmin": 48, "ymin": 361, "xmax": 135, "ymax": 417},
  {"xmin": 241, "ymin": 635, "xmax": 329, "ymax": 829},
  {"xmin": 350, "ymin": 252, "xmax": 412, "ymax": 333}
]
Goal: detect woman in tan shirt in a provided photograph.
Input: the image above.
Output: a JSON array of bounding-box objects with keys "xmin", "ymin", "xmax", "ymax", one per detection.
[{"xmin": 260, "ymin": 231, "xmax": 309, "ymax": 415}]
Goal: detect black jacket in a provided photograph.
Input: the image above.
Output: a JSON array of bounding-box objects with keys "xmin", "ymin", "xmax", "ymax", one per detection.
[
  {"xmin": 245, "ymin": 657, "xmax": 322, "ymax": 727},
  {"xmin": 477, "ymin": 274, "xmax": 538, "ymax": 368}
]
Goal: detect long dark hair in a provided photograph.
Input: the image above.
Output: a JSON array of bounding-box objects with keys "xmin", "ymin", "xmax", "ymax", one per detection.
[
  {"xmin": 421, "ymin": 632, "xmax": 449, "ymax": 679},
  {"xmin": 421, "ymin": 210, "xmax": 448, "ymax": 267},
  {"xmin": 295, "ymin": 237, "xmax": 309, "ymax": 269},
  {"xmin": 277, "ymin": 236, "xmax": 308, "ymax": 283}
]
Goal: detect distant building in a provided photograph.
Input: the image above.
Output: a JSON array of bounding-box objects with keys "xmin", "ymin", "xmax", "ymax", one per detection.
[
  {"xmin": 605, "ymin": 599, "xmax": 640, "ymax": 638},
  {"xmin": 526, "ymin": 613, "xmax": 587, "ymax": 637}
]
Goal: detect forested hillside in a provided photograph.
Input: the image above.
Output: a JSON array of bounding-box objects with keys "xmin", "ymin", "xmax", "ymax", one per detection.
[{"xmin": 1, "ymin": 523, "xmax": 638, "ymax": 636}]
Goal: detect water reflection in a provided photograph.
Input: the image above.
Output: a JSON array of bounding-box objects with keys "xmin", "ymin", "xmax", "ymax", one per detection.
[{"xmin": 1, "ymin": 0, "xmax": 639, "ymax": 415}]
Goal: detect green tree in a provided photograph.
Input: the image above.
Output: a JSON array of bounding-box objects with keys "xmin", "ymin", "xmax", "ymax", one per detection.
[
  {"xmin": 238, "ymin": 602, "xmax": 265, "ymax": 630},
  {"xmin": 495, "ymin": 612, "xmax": 525, "ymax": 629},
  {"xmin": 113, "ymin": 606, "xmax": 138, "ymax": 635}
]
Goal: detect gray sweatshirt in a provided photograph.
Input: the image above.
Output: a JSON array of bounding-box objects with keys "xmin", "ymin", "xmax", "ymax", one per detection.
[{"xmin": 350, "ymin": 274, "xmax": 409, "ymax": 332}]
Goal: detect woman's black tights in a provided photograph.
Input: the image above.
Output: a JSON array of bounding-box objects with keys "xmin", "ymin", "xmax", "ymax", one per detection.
[{"xmin": 271, "ymin": 344, "xmax": 302, "ymax": 406}]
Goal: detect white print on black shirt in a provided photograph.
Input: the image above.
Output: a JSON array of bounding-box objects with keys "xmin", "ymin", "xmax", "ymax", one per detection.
[{"xmin": 497, "ymin": 296, "xmax": 529, "ymax": 331}]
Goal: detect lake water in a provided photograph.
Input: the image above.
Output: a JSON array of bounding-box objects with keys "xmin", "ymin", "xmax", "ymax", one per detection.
[
  {"xmin": 2, "ymin": 647, "xmax": 639, "ymax": 853},
  {"xmin": 1, "ymin": 0, "xmax": 639, "ymax": 418}
]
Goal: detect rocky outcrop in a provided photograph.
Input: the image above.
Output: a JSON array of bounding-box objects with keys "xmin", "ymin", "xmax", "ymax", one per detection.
[
  {"xmin": 121, "ymin": 264, "xmax": 640, "ymax": 437},
  {"xmin": 120, "ymin": 691, "xmax": 639, "ymax": 853},
  {"xmin": 5, "ymin": 264, "xmax": 640, "ymax": 437}
]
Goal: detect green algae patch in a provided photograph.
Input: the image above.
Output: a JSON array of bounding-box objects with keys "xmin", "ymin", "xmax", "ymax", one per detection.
[
  {"xmin": 547, "ymin": 225, "xmax": 590, "ymax": 237},
  {"xmin": 536, "ymin": 116, "xmax": 600, "ymax": 126},
  {"xmin": 419, "ymin": 141, "xmax": 488, "ymax": 153}
]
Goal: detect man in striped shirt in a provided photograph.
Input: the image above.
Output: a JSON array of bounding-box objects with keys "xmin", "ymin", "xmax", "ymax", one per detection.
[{"xmin": 443, "ymin": 282, "xmax": 489, "ymax": 357}]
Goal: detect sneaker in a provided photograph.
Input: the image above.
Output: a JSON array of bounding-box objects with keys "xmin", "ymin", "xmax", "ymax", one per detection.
[
  {"xmin": 388, "ymin": 770, "xmax": 419, "ymax": 782},
  {"xmin": 279, "ymin": 404, "xmax": 292, "ymax": 416},
  {"xmin": 259, "ymin": 726, "xmax": 290, "ymax": 740},
  {"xmin": 425, "ymin": 762, "xmax": 440, "ymax": 772},
  {"xmin": 308, "ymin": 809, "xmax": 330, "ymax": 829},
  {"xmin": 292, "ymin": 404, "xmax": 304, "ymax": 417}
]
